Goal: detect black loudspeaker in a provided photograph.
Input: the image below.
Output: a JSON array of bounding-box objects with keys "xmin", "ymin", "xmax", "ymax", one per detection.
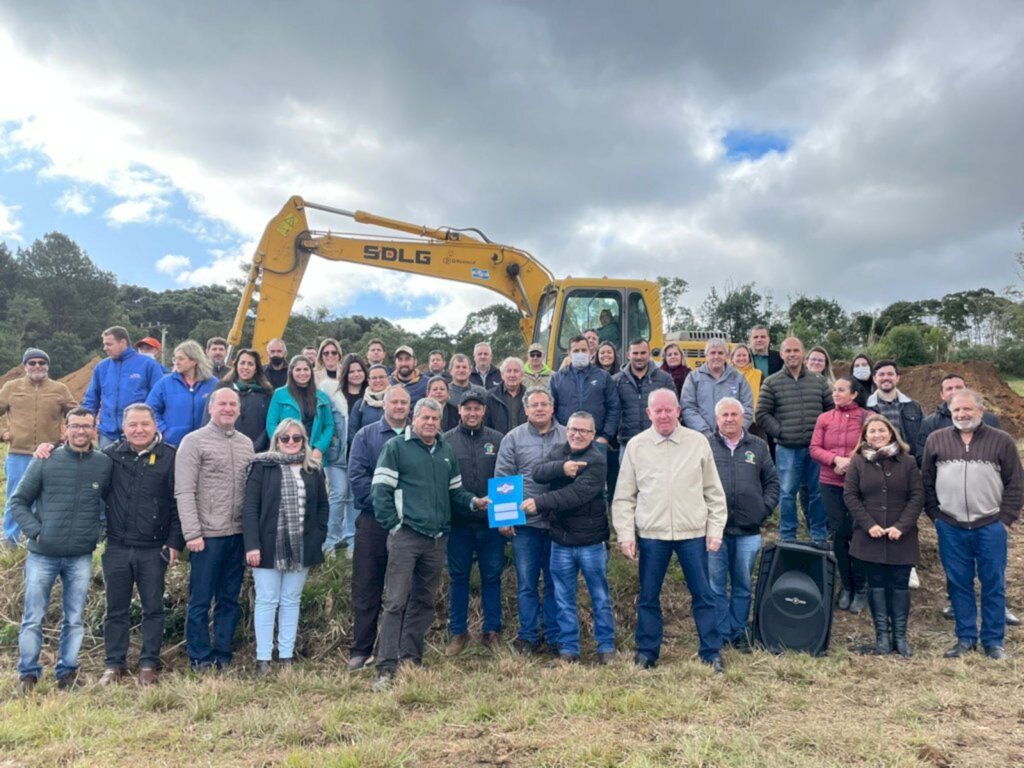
[{"xmin": 752, "ymin": 542, "xmax": 837, "ymax": 656}]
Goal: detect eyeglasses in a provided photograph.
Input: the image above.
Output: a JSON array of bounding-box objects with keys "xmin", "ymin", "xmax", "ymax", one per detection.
[
  {"xmin": 528, "ymin": 351, "xmax": 543, "ymax": 358},
  {"xmin": 322, "ymin": 350, "xmax": 340, "ymax": 357},
  {"xmin": 25, "ymin": 360, "xmax": 48, "ymax": 367},
  {"xmin": 278, "ymin": 435, "xmax": 305, "ymax": 444},
  {"xmin": 567, "ymin": 427, "xmax": 595, "ymax": 436},
  {"xmin": 67, "ymin": 424, "xmax": 94, "ymax": 431}
]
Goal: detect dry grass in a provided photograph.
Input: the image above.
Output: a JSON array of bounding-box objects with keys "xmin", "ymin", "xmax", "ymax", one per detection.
[{"xmin": 2, "ymin": 448, "xmax": 1024, "ymax": 767}]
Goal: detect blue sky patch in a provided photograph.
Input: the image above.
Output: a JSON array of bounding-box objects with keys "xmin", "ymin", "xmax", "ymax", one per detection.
[{"xmin": 721, "ymin": 129, "xmax": 791, "ymax": 161}]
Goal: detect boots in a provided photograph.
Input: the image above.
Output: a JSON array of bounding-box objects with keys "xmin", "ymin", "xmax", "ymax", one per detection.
[
  {"xmin": 890, "ymin": 588, "xmax": 912, "ymax": 658},
  {"xmin": 848, "ymin": 585, "xmax": 868, "ymax": 614},
  {"xmin": 858, "ymin": 588, "xmax": 891, "ymax": 655}
]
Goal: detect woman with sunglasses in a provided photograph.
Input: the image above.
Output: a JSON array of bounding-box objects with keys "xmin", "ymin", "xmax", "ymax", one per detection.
[
  {"xmin": 314, "ymin": 339, "xmax": 350, "ymax": 555},
  {"xmin": 266, "ymin": 356, "xmax": 334, "ymax": 465},
  {"xmin": 244, "ymin": 419, "xmax": 329, "ymax": 674}
]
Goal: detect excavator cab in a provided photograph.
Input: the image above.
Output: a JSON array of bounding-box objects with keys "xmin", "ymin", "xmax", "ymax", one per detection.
[{"xmin": 533, "ymin": 282, "xmax": 661, "ymax": 368}]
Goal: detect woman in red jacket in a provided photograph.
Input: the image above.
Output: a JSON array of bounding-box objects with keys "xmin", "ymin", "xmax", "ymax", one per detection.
[{"xmin": 810, "ymin": 376, "xmax": 868, "ymax": 613}]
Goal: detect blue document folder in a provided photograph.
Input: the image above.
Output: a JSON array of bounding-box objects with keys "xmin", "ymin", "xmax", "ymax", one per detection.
[{"xmin": 488, "ymin": 475, "xmax": 526, "ymax": 527}]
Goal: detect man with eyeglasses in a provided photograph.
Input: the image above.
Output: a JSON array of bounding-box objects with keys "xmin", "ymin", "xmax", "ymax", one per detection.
[
  {"xmin": 0, "ymin": 348, "xmax": 77, "ymax": 548},
  {"xmin": 522, "ymin": 411, "xmax": 615, "ymax": 665},
  {"xmin": 523, "ymin": 344, "xmax": 553, "ymax": 390},
  {"xmin": 11, "ymin": 407, "xmax": 112, "ymax": 696},
  {"xmin": 495, "ymin": 387, "xmax": 567, "ymax": 655}
]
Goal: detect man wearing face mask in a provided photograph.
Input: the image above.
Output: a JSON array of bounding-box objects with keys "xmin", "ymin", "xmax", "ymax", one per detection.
[
  {"xmin": 922, "ymin": 390, "xmax": 1023, "ymax": 661},
  {"xmin": 265, "ymin": 339, "xmax": 289, "ymax": 390},
  {"xmin": 549, "ymin": 336, "xmax": 620, "ymax": 448}
]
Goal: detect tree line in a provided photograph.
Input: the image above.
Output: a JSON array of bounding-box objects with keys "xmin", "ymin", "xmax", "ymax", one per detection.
[{"xmin": 2, "ymin": 232, "xmax": 1022, "ymax": 379}]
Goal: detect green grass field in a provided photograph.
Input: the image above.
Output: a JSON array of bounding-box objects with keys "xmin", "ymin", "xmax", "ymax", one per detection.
[{"xmin": 1, "ymin": 447, "xmax": 1023, "ymax": 766}]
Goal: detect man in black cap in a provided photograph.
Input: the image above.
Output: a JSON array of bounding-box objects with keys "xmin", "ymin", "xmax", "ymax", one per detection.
[
  {"xmin": 443, "ymin": 387, "xmax": 506, "ymax": 655},
  {"xmin": 0, "ymin": 348, "xmax": 77, "ymax": 547}
]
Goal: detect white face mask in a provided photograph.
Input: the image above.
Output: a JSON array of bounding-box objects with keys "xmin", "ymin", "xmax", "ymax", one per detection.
[
  {"xmin": 571, "ymin": 352, "xmax": 590, "ymax": 369},
  {"xmin": 852, "ymin": 366, "xmax": 871, "ymax": 381}
]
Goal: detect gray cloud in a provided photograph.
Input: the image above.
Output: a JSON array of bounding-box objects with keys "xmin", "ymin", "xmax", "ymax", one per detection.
[{"xmin": 2, "ymin": 0, "xmax": 1022, "ymax": 325}]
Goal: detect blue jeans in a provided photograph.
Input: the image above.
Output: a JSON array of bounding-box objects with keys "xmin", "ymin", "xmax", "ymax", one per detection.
[
  {"xmin": 252, "ymin": 567, "xmax": 310, "ymax": 661},
  {"xmin": 19, "ymin": 553, "xmax": 93, "ymax": 680},
  {"xmin": 550, "ymin": 541, "xmax": 616, "ymax": 655},
  {"xmin": 324, "ymin": 464, "xmax": 349, "ymax": 550},
  {"xmin": 935, "ymin": 519, "xmax": 1007, "ymax": 648},
  {"xmin": 3, "ymin": 452, "xmax": 33, "ymax": 543},
  {"xmin": 511, "ymin": 525, "xmax": 559, "ymax": 644},
  {"xmin": 775, "ymin": 446, "xmax": 827, "ymax": 541},
  {"xmin": 707, "ymin": 533, "xmax": 761, "ymax": 642},
  {"xmin": 636, "ymin": 536, "xmax": 721, "ymax": 662},
  {"xmin": 186, "ymin": 534, "xmax": 245, "ymax": 667},
  {"xmin": 447, "ymin": 527, "xmax": 506, "ymax": 636}
]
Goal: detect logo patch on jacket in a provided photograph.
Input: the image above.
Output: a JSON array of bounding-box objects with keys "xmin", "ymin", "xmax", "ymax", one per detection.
[
  {"xmin": 744, "ymin": 451, "xmax": 756, "ymax": 465},
  {"xmin": 483, "ymin": 443, "xmax": 495, "ymax": 455},
  {"xmin": 92, "ymin": 482, "xmax": 100, "ymax": 489}
]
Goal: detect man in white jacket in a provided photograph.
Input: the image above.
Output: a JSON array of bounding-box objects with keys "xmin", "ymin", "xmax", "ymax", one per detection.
[{"xmin": 613, "ymin": 388, "xmax": 728, "ymax": 673}]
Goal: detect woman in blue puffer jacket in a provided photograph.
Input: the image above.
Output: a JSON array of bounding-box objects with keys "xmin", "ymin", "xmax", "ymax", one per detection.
[{"xmin": 146, "ymin": 340, "xmax": 218, "ymax": 447}]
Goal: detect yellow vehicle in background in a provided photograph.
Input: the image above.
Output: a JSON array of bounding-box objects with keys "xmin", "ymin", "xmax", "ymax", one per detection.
[{"xmin": 228, "ymin": 196, "xmax": 666, "ymax": 365}]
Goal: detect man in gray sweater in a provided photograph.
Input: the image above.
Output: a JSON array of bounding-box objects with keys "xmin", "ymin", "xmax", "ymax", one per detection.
[{"xmin": 175, "ymin": 388, "xmax": 254, "ymax": 671}]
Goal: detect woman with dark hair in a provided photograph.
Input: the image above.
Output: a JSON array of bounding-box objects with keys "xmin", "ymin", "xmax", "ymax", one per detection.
[
  {"xmin": 146, "ymin": 339, "xmax": 218, "ymax": 447},
  {"xmin": 266, "ymin": 356, "xmax": 334, "ymax": 464},
  {"xmin": 212, "ymin": 348, "xmax": 273, "ymax": 451},
  {"xmin": 244, "ymin": 419, "xmax": 329, "ymax": 674},
  {"xmin": 849, "ymin": 352, "xmax": 875, "ymax": 408},
  {"xmin": 426, "ymin": 376, "xmax": 459, "ymax": 431},
  {"xmin": 595, "ymin": 342, "xmax": 620, "ymax": 376},
  {"xmin": 348, "ymin": 364, "xmax": 389, "ymax": 444},
  {"xmin": 810, "ymin": 376, "xmax": 869, "ymax": 613},
  {"xmin": 844, "ymin": 414, "xmax": 923, "ymax": 657},
  {"xmin": 338, "ymin": 353, "xmax": 368, "ymax": 415},
  {"xmin": 660, "ymin": 342, "xmax": 689, "ymax": 398}
]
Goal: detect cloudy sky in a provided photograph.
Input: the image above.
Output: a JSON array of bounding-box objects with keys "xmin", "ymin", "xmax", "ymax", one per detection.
[{"xmin": 1, "ymin": 1, "xmax": 1022, "ymax": 334}]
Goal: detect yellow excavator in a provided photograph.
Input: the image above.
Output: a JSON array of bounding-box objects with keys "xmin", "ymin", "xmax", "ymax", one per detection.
[{"xmin": 227, "ymin": 196, "xmax": 667, "ymax": 365}]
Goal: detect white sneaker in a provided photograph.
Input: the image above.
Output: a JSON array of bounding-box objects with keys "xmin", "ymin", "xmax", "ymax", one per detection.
[{"xmin": 908, "ymin": 567, "xmax": 920, "ymax": 589}]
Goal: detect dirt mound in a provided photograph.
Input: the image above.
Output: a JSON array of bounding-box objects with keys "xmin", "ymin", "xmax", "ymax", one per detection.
[{"xmin": 834, "ymin": 361, "xmax": 1024, "ymax": 438}]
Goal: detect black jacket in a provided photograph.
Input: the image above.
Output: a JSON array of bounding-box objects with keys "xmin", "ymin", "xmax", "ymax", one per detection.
[
  {"xmin": 242, "ymin": 459, "xmax": 329, "ymax": 568},
  {"xmin": 710, "ymin": 431, "xmax": 780, "ymax": 536},
  {"xmin": 104, "ymin": 437, "xmax": 184, "ymax": 550},
  {"xmin": 484, "ymin": 386, "xmax": 527, "ymax": 435},
  {"xmin": 444, "ymin": 423, "xmax": 503, "ymax": 529},
  {"xmin": 613, "ymin": 365, "xmax": 676, "ymax": 443},
  {"xmin": 533, "ymin": 442, "xmax": 608, "ymax": 547}
]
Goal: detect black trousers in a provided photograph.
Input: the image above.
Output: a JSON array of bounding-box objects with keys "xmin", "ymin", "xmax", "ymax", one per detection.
[
  {"xmin": 820, "ymin": 483, "xmax": 857, "ymax": 592},
  {"xmin": 351, "ymin": 512, "xmax": 389, "ymax": 657},
  {"xmin": 101, "ymin": 542, "xmax": 168, "ymax": 670},
  {"xmin": 855, "ymin": 559, "xmax": 912, "ymax": 589}
]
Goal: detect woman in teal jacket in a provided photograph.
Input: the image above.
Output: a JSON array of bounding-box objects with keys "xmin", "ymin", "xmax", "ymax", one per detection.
[{"xmin": 266, "ymin": 356, "xmax": 334, "ymax": 463}]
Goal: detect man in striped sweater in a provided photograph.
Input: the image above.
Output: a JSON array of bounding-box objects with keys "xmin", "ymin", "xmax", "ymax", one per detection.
[{"xmin": 921, "ymin": 390, "xmax": 1023, "ymax": 661}]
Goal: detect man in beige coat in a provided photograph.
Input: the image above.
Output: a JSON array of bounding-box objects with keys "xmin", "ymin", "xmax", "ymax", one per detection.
[
  {"xmin": 175, "ymin": 388, "xmax": 254, "ymax": 671},
  {"xmin": 613, "ymin": 388, "xmax": 728, "ymax": 673}
]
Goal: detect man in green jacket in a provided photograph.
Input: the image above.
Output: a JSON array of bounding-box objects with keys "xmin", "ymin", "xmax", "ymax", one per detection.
[
  {"xmin": 370, "ymin": 397, "xmax": 488, "ymax": 691},
  {"xmin": 11, "ymin": 407, "xmax": 112, "ymax": 696}
]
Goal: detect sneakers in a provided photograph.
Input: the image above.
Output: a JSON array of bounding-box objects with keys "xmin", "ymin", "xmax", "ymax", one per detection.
[
  {"xmin": 445, "ymin": 633, "xmax": 469, "ymax": 657},
  {"xmin": 943, "ymin": 640, "xmax": 977, "ymax": 658},
  {"xmin": 347, "ymin": 654, "xmax": 375, "ymax": 672},
  {"xmin": 255, "ymin": 660, "xmax": 272, "ymax": 677},
  {"xmin": 1006, "ymin": 608, "xmax": 1021, "ymax": 626},
  {"xmin": 138, "ymin": 668, "xmax": 160, "ymax": 686},
  {"xmin": 908, "ymin": 567, "xmax": 920, "ymax": 589},
  {"xmin": 98, "ymin": 668, "xmax": 124, "ymax": 686},
  {"xmin": 984, "ymin": 645, "xmax": 1007, "ymax": 660},
  {"xmin": 17, "ymin": 675, "xmax": 37, "ymax": 697},
  {"xmin": 372, "ymin": 671, "xmax": 394, "ymax": 693},
  {"xmin": 481, "ymin": 631, "xmax": 501, "ymax": 651}
]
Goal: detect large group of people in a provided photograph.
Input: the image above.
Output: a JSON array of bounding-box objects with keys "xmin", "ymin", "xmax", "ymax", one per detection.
[{"xmin": 1, "ymin": 322, "xmax": 1021, "ymax": 698}]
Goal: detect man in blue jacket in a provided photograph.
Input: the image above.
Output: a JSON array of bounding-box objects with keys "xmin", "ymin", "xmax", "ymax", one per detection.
[
  {"xmin": 83, "ymin": 326, "xmax": 165, "ymax": 448},
  {"xmin": 346, "ymin": 385, "xmax": 410, "ymax": 671},
  {"xmin": 11, "ymin": 407, "xmax": 112, "ymax": 696},
  {"xmin": 549, "ymin": 336, "xmax": 620, "ymax": 446}
]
